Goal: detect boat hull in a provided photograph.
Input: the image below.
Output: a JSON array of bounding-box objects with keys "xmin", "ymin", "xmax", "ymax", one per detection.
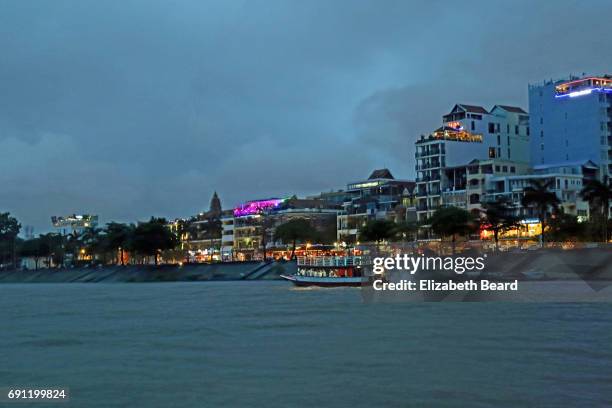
[{"xmin": 280, "ymin": 274, "xmax": 365, "ymax": 287}]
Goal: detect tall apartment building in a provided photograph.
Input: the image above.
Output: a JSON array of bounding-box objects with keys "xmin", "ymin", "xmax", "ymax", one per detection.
[
  {"xmin": 415, "ymin": 104, "xmax": 530, "ymax": 222},
  {"xmin": 529, "ymin": 75, "xmax": 612, "ymax": 178}
]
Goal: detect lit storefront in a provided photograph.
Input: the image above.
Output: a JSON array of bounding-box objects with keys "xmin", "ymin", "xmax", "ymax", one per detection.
[{"xmin": 480, "ymin": 218, "xmax": 542, "ymax": 241}]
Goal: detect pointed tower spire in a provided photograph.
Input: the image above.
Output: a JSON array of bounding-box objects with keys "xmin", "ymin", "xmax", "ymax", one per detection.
[{"xmin": 209, "ymin": 191, "xmax": 222, "ymax": 217}]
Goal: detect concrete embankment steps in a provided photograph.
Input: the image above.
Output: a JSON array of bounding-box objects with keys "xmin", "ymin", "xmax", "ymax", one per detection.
[
  {"xmin": 240, "ymin": 261, "xmax": 298, "ymax": 280},
  {"xmin": 0, "ymin": 261, "xmax": 298, "ymax": 283}
]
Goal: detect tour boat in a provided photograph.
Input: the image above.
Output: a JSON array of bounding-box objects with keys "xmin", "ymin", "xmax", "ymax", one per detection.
[{"xmin": 281, "ymin": 256, "xmax": 372, "ymax": 287}]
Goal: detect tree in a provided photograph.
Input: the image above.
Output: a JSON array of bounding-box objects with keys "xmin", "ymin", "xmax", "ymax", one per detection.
[
  {"xmin": 358, "ymin": 219, "xmax": 396, "ymax": 247},
  {"xmin": 274, "ymin": 218, "xmax": 317, "ymax": 259},
  {"xmin": 260, "ymin": 213, "xmax": 274, "ymax": 261},
  {"xmin": 481, "ymin": 198, "xmax": 520, "ymax": 251},
  {"xmin": 393, "ymin": 221, "xmax": 417, "ymax": 242},
  {"xmin": 429, "ymin": 207, "xmax": 478, "ymax": 254},
  {"xmin": 81, "ymin": 227, "xmax": 103, "ymax": 258},
  {"xmin": 19, "ymin": 237, "xmax": 51, "ymax": 270},
  {"xmin": 548, "ymin": 212, "xmax": 586, "ymax": 242},
  {"xmin": 39, "ymin": 233, "xmax": 64, "ymax": 268},
  {"xmin": 105, "ymin": 222, "xmax": 134, "ymax": 265},
  {"xmin": 580, "ymin": 177, "xmax": 612, "ymax": 242},
  {"xmin": 0, "ymin": 212, "xmax": 21, "ymax": 269},
  {"xmin": 131, "ymin": 218, "xmax": 178, "ymax": 265},
  {"xmin": 521, "ymin": 179, "xmax": 560, "ymax": 246}
]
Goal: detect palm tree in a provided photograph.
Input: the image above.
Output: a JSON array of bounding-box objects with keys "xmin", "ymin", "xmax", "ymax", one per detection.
[
  {"xmin": 521, "ymin": 179, "xmax": 560, "ymax": 246},
  {"xmin": 580, "ymin": 177, "xmax": 612, "ymax": 242},
  {"xmin": 481, "ymin": 198, "xmax": 519, "ymax": 251},
  {"xmin": 80, "ymin": 226, "xmax": 104, "ymax": 262}
]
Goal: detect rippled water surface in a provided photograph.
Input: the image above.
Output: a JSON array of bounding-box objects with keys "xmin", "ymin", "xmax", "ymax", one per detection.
[{"xmin": 1, "ymin": 282, "xmax": 612, "ymax": 407}]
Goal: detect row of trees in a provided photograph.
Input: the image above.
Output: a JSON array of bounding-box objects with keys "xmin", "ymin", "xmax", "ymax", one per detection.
[
  {"xmin": 356, "ymin": 177, "xmax": 612, "ymax": 251},
  {"xmin": 1, "ymin": 217, "xmax": 179, "ymax": 269}
]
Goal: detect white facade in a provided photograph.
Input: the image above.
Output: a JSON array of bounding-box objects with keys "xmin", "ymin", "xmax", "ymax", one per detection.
[{"xmin": 415, "ymin": 104, "xmax": 530, "ymax": 222}]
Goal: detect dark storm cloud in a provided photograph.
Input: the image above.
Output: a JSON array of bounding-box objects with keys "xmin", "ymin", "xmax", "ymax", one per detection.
[{"xmin": 1, "ymin": 0, "xmax": 611, "ymax": 231}]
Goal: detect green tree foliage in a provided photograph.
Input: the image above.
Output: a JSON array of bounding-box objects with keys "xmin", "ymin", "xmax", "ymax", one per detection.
[
  {"xmin": 481, "ymin": 198, "xmax": 520, "ymax": 251},
  {"xmin": 580, "ymin": 178, "xmax": 612, "ymax": 242},
  {"xmin": 521, "ymin": 179, "xmax": 560, "ymax": 244},
  {"xmin": 548, "ymin": 213, "xmax": 586, "ymax": 242},
  {"xmin": 131, "ymin": 217, "xmax": 178, "ymax": 265},
  {"xmin": 393, "ymin": 221, "xmax": 417, "ymax": 242},
  {"xmin": 19, "ymin": 237, "xmax": 51, "ymax": 269},
  {"xmin": 274, "ymin": 218, "xmax": 318, "ymax": 259},
  {"xmin": 80, "ymin": 226, "xmax": 107, "ymax": 262},
  {"xmin": 429, "ymin": 207, "xmax": 478, "ymax": 253},
  {"xmin": 358, "ymin": 219, "xmax": 396, "ymax": 244},
  {"xmin": 104, "ymin": 222, "xmax": 134, "ymax": 265},
  {"xmin": 0, "ymin": 212, "xmax": 21, "ymax": 269}
]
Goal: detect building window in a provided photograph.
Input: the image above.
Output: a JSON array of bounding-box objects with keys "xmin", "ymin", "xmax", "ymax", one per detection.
[
  {"xmin": 510, "ymin": 166, "xmax": 516, "ymax": 173},
  {"xmin": 488, "ymin": 123, "xmax": 495, "ymax": 133},
  {"xmin": 506, "ymin": 124, "xmax": 510, "ymax": 133},
  {"xmin": 527, "ymin": 127, "xmax": 530, "ymax": 136},
  {"xmin": 471, "ymin": 121, "xmax": 475, "ymax": 131},
  {"xmin": 488, "ymin": 147, "xmax": 496, "ymax": 158},
  {"xmin": 495, "ymin": 165, "xmax": 501, "ymax": 172},
  {"xmin": 497, "ymin": 148, "xmax": 501, "ymax": 157},
  {"xmin": 502, "ymin": 166, "xmax": 508, "ymax": 172},
  {"xmin": 540, "ymin": 130, "xmax": 544, "ymax": 138},
  {"xmin": 507, "ymin": 136, "xmax": 510, "ymax": 145},
  {"xmin": 540, "ymin": 117, "xmax": 543, "ymax": 125},
  {"xmin": 508, "ymin": 149, "xmax": 511, "ymax": 158},
  {"xmin": 541, "ymin": 143, "xmax": 544, "ymax": 151},
  {"xmin": 496, "ymin": 123, "xmax": 500, "ymax": 132},
  {"xmin": 515, "ymin": 125, "xmax": 519, "ymax": 135},
  {"xmin": 497, "ymin": 135, "xmax": 501, "ymax": 145}
]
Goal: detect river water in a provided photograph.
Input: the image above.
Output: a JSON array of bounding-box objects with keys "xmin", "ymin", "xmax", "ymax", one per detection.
[{"xmin": 1, "ymin": 281, "xmax": 611, "ymax": 407}]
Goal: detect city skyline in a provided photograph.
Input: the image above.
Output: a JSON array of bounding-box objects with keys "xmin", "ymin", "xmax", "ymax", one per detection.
[{"xmin": 1, "ymin": 0, "xmax": 612, "ymax": 231}]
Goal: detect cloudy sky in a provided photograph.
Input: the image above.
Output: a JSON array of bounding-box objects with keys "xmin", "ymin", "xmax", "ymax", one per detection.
[{"xmin": 1, "ymin": 0, "xmax": 611, "ymax": 232}]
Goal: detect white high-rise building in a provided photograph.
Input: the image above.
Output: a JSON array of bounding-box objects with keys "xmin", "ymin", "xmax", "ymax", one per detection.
[{"xmin": 415, "ymin": 104, "xmax": 530, "ymax": 222}]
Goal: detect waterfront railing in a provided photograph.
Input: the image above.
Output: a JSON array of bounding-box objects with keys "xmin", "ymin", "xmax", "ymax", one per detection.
[{"xmin": 297, "ymin": 256, "xmax": 372, "ymax": 267}]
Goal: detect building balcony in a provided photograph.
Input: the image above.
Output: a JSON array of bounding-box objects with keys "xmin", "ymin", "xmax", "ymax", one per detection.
[
  {"xmin": 415, "ymin": 149, "xmax": 441, "ymax": 158},
  {"xmin": 416, "ymin": 162, "xmax": 441, "ymax": 171}
]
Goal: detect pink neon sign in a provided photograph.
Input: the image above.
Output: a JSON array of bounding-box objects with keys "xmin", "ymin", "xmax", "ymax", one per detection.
[{"xmin": 233, "ymin": 199, "xmax": 285, "ymax": 217}]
